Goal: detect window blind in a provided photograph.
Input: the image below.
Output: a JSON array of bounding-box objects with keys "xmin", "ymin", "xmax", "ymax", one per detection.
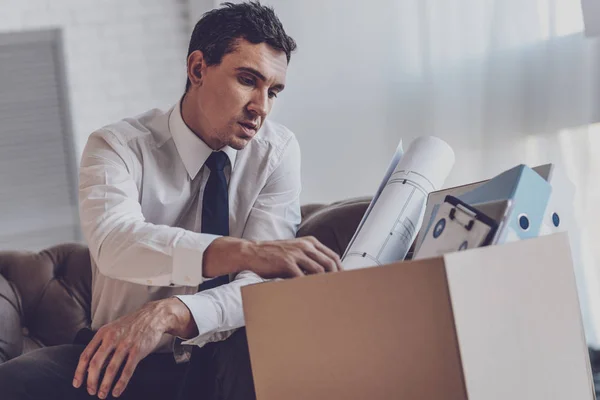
[{"xmin": 0, "ymin": 29, "xmax": 80, "ymax": 251}]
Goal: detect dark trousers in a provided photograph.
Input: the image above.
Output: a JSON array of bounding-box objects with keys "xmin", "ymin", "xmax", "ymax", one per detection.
[{"xmin": 0, "ymin": 329, "xmax": 256, "ymax": 400}]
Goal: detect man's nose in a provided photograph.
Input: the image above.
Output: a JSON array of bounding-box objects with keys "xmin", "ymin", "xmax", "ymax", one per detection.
[{"xmin": 247, "ymin": 90, "xmax": 269, "ymax": 118}]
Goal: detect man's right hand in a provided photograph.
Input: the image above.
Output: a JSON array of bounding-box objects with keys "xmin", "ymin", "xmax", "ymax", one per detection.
[{"xmin": 203, "ymin": 236, "xmax": 343, "ymax": 279}]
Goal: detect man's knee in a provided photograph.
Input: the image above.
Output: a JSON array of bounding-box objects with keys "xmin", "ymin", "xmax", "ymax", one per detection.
[{"xmin": 0, "ymin": 345, "xmax": 85, "ymax": 400}]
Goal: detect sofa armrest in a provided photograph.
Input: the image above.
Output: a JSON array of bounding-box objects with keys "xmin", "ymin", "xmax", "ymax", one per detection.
[
  {"xmin": 0, "ymin": 273, "xmax": 22, "ymax": 362},
  {"xmin": 0, "ymin": 243, "xmax": 92, "ymax": 357}
]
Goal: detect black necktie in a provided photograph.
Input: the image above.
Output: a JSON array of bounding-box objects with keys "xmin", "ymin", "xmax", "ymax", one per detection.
[{"xmin": 198, "ymin": 151, "xmax": 230, "ymax": 291}]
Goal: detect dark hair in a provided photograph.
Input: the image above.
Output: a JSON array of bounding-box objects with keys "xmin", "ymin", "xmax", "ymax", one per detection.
[{"xmin": 185, "ymin": 1, "xmax": 297, "ymax": 92}]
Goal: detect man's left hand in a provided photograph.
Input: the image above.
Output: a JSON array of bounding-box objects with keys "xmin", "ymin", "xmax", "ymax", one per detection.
[{"xmin": 72, "ymin": 298, "xmax": 196, "ymax": 399}]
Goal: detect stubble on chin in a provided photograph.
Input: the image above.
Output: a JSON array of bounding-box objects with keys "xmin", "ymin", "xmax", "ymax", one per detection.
[{"xmin": 228, "ymin": 136, "xmax": 251, "ymax": 151}]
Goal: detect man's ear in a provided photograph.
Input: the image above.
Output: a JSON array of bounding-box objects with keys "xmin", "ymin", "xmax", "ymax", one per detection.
[{"xmin": 187, "ymin": 50, "xmax": 205, "ymax": 87}]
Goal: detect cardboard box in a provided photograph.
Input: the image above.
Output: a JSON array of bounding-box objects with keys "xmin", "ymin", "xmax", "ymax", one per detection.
[{"xmin": 242, "ymin": 233, "xmax": 595, "ymax": 399}]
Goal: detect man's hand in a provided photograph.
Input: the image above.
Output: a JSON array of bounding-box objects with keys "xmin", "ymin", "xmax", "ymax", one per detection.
[
  {"xmin": 246, "ymin": 236, "xmax": 344, "ymax": 278},
  {"xmin": 72, "ymin": 298, "xmax": 194, "ymax": 399},
  {"xmin": 204, "ymin": 235, "xmax": 343, "ymax": 278}
]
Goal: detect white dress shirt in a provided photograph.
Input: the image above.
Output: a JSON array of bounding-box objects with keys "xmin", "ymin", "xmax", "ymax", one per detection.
[{"xmin": 78, "ymin": 100, "xmax": 301, "ymax": 353}]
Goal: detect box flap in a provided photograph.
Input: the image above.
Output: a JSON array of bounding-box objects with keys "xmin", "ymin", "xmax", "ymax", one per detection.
[{"xmin": 444, "ymin": 233, "xmax": 594, "ymax": 399}]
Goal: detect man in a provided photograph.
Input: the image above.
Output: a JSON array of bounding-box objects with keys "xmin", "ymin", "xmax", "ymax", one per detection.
[{"xmin": 0, "ymin": 2, "xmax": 342, "ymax": 399}]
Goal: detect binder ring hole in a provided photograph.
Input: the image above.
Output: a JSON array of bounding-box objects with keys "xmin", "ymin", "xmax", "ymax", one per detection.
[
  {"xmin": 518, "ymin": 214, "xmax": 530, "ymax": 231},
  {"xmin": 433, "ymin": 218, "xmax": 446, "ymax": 238},
  {"xmin": 552, "ymin": 212, "xmax": 560, "ymax": 227}
]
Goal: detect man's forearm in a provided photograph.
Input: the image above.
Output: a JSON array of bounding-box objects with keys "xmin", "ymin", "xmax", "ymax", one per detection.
[{"xmin": 202, "ymin": 236, "xmax": 255, "ymax": 278}]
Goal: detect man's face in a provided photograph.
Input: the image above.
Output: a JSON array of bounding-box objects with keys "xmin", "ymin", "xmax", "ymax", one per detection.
[{"xmin": 186, "ymin": 39, "xmax": 288, "ymax": 150}]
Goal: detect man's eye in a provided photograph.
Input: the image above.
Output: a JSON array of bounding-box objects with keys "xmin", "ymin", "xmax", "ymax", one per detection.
[
  {"xmin": 239, "ymin": 76, "xmax": 255, "ymax": 86},
  {"xmin": 268, "ymin": 91, "xmax": 278, "ymax": 99}
]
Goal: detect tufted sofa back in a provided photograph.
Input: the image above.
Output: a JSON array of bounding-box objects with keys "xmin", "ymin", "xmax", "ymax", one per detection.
[{"xmin": 0, "ymin": 198, "xmax": 370, "ymax": 363}]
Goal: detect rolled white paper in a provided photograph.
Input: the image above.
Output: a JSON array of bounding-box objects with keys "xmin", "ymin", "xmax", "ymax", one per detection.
[{"xmin": 342, "ymin": 136, "xmax": 455, "ymax": 270}]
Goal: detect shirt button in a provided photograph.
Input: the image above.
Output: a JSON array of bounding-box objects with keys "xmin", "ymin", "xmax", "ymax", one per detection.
[
  {"xmin": 147, "ymin": 280, "xmax": 152, "ymax": 285},
  {"xmin": 22, "ymin": 327, "xmax": 29, "ymax": 336}
]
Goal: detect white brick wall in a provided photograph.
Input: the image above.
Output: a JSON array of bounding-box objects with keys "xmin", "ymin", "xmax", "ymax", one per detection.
[{"xmin": 1, "ymin": 0, "xmax": 194, "ymax": 158}]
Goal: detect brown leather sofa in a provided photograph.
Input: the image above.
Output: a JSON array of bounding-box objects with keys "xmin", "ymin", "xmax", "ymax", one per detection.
[{"xmin": 0, "ymin": 198, "xmax": 370, "ymax": 363}]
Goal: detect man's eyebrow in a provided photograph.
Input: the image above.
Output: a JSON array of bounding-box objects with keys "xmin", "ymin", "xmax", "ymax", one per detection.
[{"xmin": 236, "ymin": 66, "xmax": 285, "ymax": 91}]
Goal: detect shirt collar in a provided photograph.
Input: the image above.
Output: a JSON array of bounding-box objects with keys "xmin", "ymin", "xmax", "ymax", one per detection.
[{"xmin": 169, "ymin": 99, "xmax": 237, "ymax": 179}]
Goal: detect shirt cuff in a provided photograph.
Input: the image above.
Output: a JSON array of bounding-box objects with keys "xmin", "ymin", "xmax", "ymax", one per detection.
[
  {"xmin": 174, "ymin": 292, "xmax": 222, "ymax": 346},
  {"xmin": 172, "ymin": 232, "xmax": 220, "ymax": 286}
]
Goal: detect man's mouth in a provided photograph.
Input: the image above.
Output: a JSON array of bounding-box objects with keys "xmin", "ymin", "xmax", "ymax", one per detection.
[{"xmin": 238, "ymin": 121, "xmax": 258, "ymax": 137}]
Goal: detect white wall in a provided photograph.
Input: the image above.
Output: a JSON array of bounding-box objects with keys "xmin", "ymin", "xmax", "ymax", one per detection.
[
  {"xmin": 257, "ymin": 0, "xmax": 600, "ymax": 213},
  {"xmin": 265, "ymin": 1, "xmax": 404, "ymax": 204},
  {"xmin": 0, "ymin": 0, "xmax": 191, "ymax": 158}
]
